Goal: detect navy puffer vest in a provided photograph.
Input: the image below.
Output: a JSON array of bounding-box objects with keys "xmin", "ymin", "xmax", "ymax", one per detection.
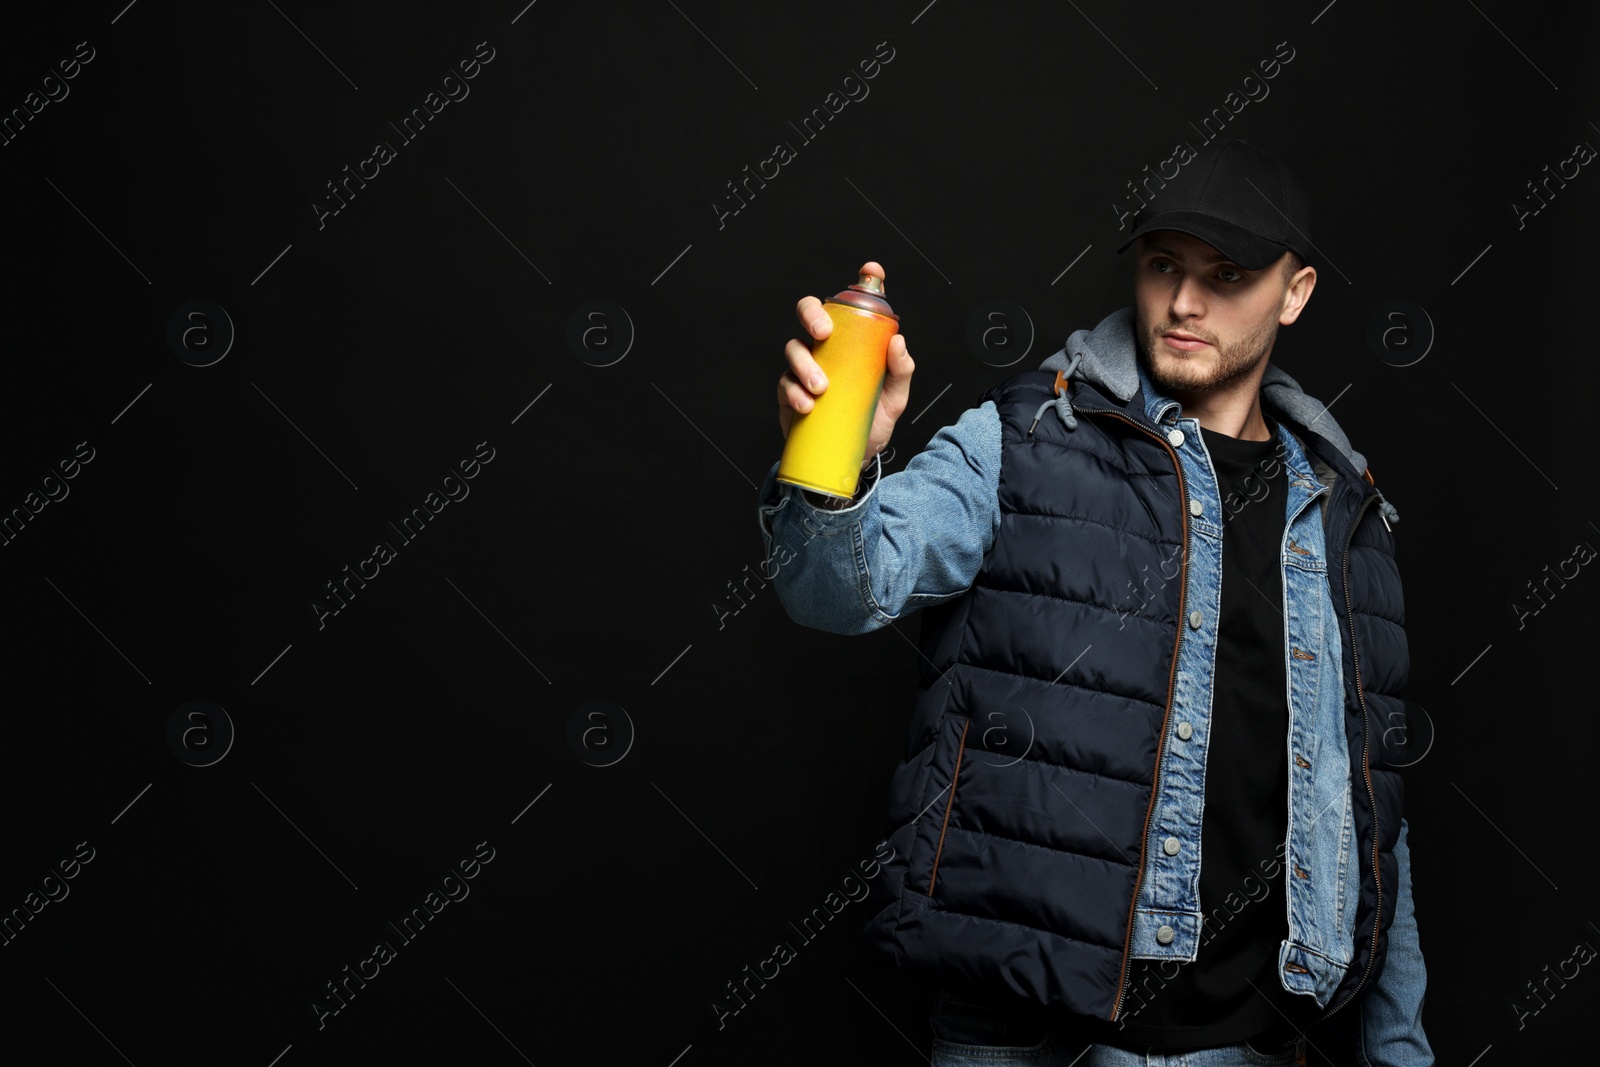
[{"xmin": 861, "ymin": 367, "xmax": 1408, "ymax": 1023}]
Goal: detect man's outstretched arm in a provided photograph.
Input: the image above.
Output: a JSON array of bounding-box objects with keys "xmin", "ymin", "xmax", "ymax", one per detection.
[
  {"xmin": 756, "ymin": 400, "xmax": 1002, "ymax": 635},
  {"xmin": 761, "ymin": 260, "xmax": 1001, "ymax": 635}
]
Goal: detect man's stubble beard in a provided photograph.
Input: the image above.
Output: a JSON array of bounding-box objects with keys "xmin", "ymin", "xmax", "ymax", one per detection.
[{"xmin": 1135, "ymin": 307, "xmax": 1280, "ymax": 397}]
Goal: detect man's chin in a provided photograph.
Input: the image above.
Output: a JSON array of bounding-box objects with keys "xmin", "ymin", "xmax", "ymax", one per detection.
[
  {"xmin": 1150, "ymin": 373, "xmax": 1207, "ymax": 397},
  {"xmin": 1143, "ymin": 349, "xmax": 1210, "ymax": 393}
]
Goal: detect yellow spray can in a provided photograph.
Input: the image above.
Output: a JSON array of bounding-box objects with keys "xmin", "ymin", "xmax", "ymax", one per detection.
[{"xmin": 777, "ymin": 272, "xmax": 900, "ymax": 499}]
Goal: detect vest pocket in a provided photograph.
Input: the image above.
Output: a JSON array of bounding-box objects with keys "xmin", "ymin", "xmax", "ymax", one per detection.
[{"xmin": 920, "ymin": 712, "xmax": 972, "ymax": 899}]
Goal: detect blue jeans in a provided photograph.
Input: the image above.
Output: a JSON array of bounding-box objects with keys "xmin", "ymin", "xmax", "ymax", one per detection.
[{"xmin": 930, "ymin": 989, "xmax": 1306, "ymax": 1067}]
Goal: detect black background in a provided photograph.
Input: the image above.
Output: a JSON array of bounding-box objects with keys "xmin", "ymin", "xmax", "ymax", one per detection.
[{"xmin": 1, "ymin": 1, "xmax": 1595, "ymax": 1064}]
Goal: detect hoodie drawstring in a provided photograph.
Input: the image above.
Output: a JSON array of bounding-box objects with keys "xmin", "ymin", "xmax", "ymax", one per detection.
[
  {"xmin": 1028, "ymin": 351, "xmax": 1084, "ymax": 436},
  {"xmin": 1026, "ymin": 345, "xmax": 1400, "ymax": 528},
  {"xmin": 1374, "ymin": 487, "xmax": 1399, "ymax": 529},
  {"xmin": 1361, "ymin": 466, "xmax": 1400, "ymax": 529}
]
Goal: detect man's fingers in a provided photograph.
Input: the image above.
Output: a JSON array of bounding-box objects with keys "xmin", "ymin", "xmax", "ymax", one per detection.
[
  {"xmin": 884, "ymin": 334, "xmax": 913, "ymax": 379},
  {"xmin": 795, "ymin": 295, "xmax": 832, "ymax": 341},
  {"xmin": 779, "ymin": 263, "xmax": 893, "ymax": 443},
  {"xmin": 777, "ymin": 370, "xmax": 817, "ymax": 413},
  {"xmin": 788, "ymin": 382, "xmax": 816, "ymax": 413},
  {"xmin": 785, "ymin": 336, "xmax": 828, "ymax": 393},
  {"xmin": 879, "ymin": 334, "xmax": 914, "ymax": 415}
]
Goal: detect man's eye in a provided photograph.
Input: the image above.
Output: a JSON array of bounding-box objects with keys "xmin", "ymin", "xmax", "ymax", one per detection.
[
  {"xmin": 1151, "ymin": 260, "xmax": 1172, "ymax": 273},
  {"xmin": 1217, "ymin": 268, "xmax": 1243, "ymax": 282}
]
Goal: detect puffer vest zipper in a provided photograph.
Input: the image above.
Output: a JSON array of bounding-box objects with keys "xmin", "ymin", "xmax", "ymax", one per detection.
[{"xmin": 861, "ymin": 368, "xmax": 1405, "ymax": 1023}]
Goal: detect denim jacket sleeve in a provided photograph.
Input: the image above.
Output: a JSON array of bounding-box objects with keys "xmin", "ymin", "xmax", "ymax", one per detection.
[
  {"xmin": 1351, "ymin": 817, "xmax": 1435, "ymax": 1066},
  {"xmin": 754, "ymin": 401, "xmax": 1003, "ymax": 635}
]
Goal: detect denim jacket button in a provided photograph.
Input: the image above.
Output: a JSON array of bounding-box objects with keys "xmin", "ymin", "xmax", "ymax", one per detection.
[
  {"xmin": 1162, "ymin": 836, "xmax": 1181, "ymax": 856},
  {"xmin": 1176, "ymin": 722, "xmax": 1193, "ymax": 740},
  {"xmin": 1188, "ymin": 498, "xmax": 1203, "ymax": 517},
  {"xmin": 1167, "ymin": 428, "xmax": 1185, "ymax": 447},
  {"xmin": 1188, "ymin": 610, "xmax": 1203, "ymax": 629},
  {"xmin": 1156, "ymin": 925, "xmax": 1175, "ymax": 945}
]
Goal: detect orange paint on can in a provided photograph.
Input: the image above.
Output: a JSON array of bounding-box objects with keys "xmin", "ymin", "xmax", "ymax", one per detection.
[{"xmin": 778, "ymin": 273, "xmax": 899, "ymax": 499}]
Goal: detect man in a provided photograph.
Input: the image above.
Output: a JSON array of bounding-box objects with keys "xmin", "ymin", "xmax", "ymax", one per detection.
[{"xmin": 756, "ymin": 140, "xmax": 1432, "ymax": 1065}]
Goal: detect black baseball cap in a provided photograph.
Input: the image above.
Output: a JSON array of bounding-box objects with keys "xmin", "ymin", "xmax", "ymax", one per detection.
[{"xmin": 1115, "ymin": 139, "xmax": 1313, "ymax": 272}]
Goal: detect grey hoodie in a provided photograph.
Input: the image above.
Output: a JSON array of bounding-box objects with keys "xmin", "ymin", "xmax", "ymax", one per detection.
[{"xmin": 1032, "ymin": 305, "xmax": 1400, "ymax": 524}]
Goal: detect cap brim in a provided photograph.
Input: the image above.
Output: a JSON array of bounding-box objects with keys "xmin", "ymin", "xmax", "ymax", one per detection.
[{"xmin": 1115, "ymin": 211, "xmax": 1288, "ymax": 272}]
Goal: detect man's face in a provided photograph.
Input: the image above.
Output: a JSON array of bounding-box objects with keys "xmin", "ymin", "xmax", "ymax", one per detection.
[{"xmin": 1132, "ymin": 230, "xmax": 1306, "ymax": 399}]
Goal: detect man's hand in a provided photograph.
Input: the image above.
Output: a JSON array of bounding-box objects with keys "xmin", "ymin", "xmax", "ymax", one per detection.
[{"xmin": 776, "ymin": 260, "xmax": 915, "ymax": 472}]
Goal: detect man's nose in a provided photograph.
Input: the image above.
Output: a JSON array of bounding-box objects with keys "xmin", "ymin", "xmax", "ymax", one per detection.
[{"xmin": 1170, "ymin": 273, "xmax": 1207, "ymax": 319}]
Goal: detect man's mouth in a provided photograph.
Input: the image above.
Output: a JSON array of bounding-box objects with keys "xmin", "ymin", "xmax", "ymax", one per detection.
[{"xmin": 1161, "ymin": 331, "xmax": 1210, "ymax": 352}]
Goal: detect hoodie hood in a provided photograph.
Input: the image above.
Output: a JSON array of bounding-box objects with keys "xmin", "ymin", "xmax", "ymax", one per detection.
[{"xmin": 1035, "ymin": 306, "xmax": 1398, "ymax": 524}]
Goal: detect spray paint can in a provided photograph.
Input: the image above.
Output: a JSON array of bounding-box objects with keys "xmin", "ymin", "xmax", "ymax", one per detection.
[{"xmin": 777, "ymin": 272, "xmax": 900, "ymax": 499}]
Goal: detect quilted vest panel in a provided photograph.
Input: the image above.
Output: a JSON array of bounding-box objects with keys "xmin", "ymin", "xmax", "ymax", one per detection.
[{"xmin": 862, "ymin": 367, "xmax": 1407, "ymax": 1023}]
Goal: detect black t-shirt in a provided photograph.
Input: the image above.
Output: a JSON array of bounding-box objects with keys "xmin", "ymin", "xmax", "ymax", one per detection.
[{"xmin": 1070, "ymin": 413, "xmax": 1323, "ymax": 1048}]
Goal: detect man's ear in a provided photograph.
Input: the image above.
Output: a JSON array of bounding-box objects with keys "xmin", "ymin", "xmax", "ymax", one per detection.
[{"xmin": 1280, "ymin": 266, "xmax": 1317, "ymax": 325}]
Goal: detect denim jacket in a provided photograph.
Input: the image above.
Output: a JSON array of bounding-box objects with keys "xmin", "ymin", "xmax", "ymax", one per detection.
[{"xmin": 756, "ymin": 307, "xmax": 1432, "ymax": 1064}]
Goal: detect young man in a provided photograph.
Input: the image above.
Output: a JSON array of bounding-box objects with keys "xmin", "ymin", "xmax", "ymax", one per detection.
[{"xmin": 757, "ymin": 140, "xmax": 1432, "ymax": 1066}]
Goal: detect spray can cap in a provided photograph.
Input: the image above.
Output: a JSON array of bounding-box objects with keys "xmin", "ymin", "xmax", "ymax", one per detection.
[{"xmin": 826, "ymin": 271, "xmax": 899, "ymax": 321}]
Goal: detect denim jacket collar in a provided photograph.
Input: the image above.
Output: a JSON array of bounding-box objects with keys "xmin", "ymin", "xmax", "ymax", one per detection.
[{"xmin": 1038, "ymin": 306, "xmax": 1371, "ymax": 475}]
